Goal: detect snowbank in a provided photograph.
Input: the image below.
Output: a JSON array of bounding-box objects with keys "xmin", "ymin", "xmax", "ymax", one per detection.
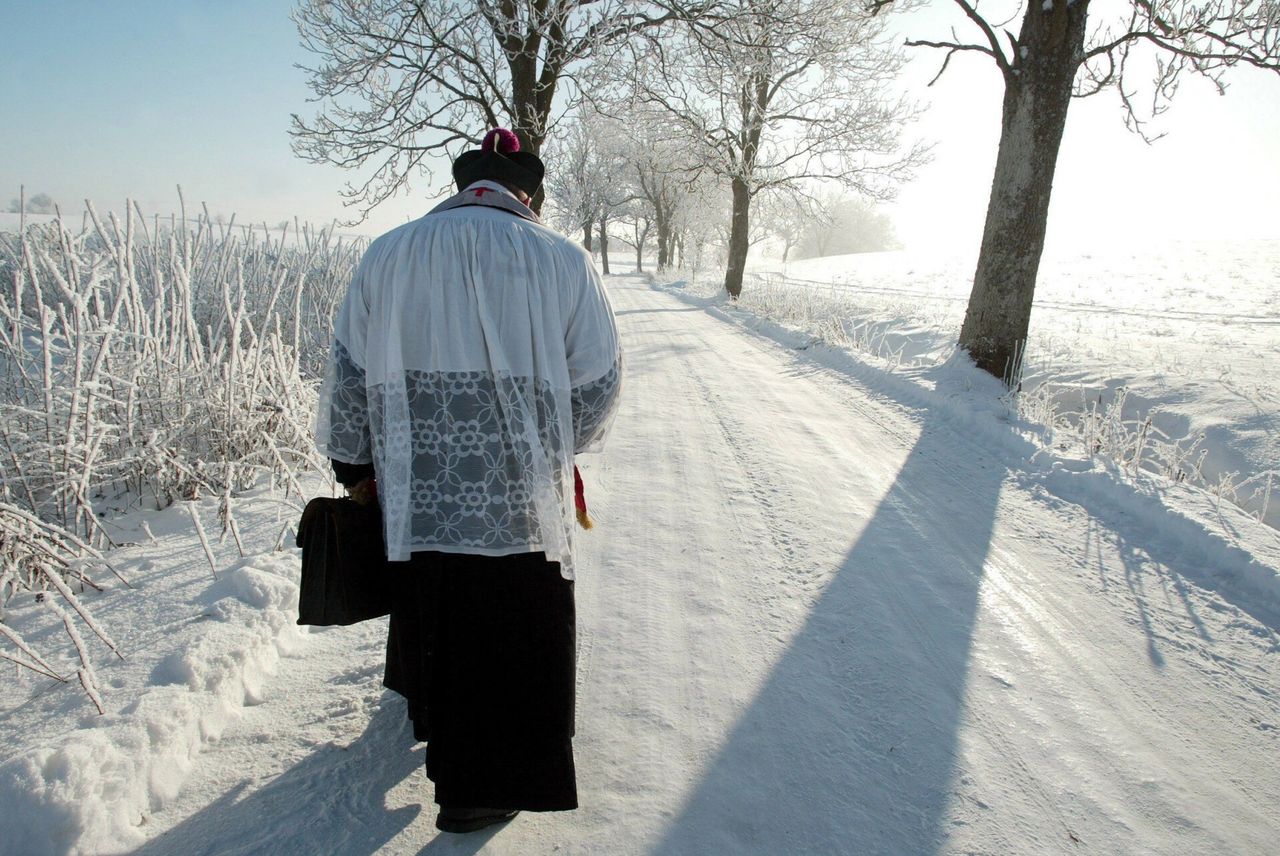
[
  {"xmin": 650, "ymin": 269, "xmax": 1280, "ymax": 621},
  {"xmin": 749, "ymin": 240, "xmax": 1280, "ymax": 529},
  {"xmin": 0, "ymin": 493, "xmax": 310, "ymax": 856}
]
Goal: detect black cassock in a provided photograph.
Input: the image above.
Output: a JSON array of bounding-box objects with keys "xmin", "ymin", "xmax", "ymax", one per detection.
[{"xmin": 383, "ymin": 550, "xmax": 578, "ymax": 811}]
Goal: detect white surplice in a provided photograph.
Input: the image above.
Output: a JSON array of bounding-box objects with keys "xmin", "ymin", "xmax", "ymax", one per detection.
[{"xmin": 316, "ymin": 182, "xmax": 622, "ymax": 576}]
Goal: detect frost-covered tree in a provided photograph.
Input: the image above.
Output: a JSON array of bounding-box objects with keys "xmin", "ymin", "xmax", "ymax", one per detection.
[
  {"xmin": 630, "ymin": 0, "xmax": 925, "ymax": 297},
  {"xmin": 567, "ymin": 106, "xmax": 708, "ymax": 269},
  {"xmin": 669, "ymin": 175, "xmax": 729, "ymax": 277},
  {"xmin": 554, "ymin": 100, "xmax": 729, "ymax": 273},
  {"xmin": 7, "ymin": 193, "xmax": 56, "ymax": 214},
  {"xmin": 611, "ymin": 199, "xmax": 654, "ymax": 271},
  {"xmin": 626, "ymin": 114, "xmax": 699, "ymax": 270},
  {"xmin": 544, "ymin": 114, "xmax": 613, "ymax": 249},
  {"xmin": 898, "ymin": 0, "xmax": 1280, "ymax": 380},
  {"xmin": 543, "ymin": 111, "xmax": 634, "ymax": 271},
  {"xmin": 757, "ymin": 191, "xmax": 815, "ymax": 262},
  {"xmin": 795, "ymin": 193, "xmax": 899, "ymax": 259},
  {"xmin": 290, "ymin": 0, "xmax": 688, "ymax": 216}
]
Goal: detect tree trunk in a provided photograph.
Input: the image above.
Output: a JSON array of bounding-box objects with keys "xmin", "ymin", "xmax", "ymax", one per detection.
[
  {"xmin": 959, "ymin": 1, "xmax": 1090, "ymax": 382},
  {"xmin": 654, "ymin": 201, "xmax": 674, "ymax": 271},
  {"xmin": 582, "ymin": 221, "xmax": 593, "ymax": 253},
  {"xmin": 816, "ymin": 227, "xmax": 832, "ymax": 257},
  {"xmin": 598, "ymin": 216, "xmax": 610, "ymax": 275},
  {"xmin": 509, "ymin": 101, "xmax": 546, "ymax": 214},
  {"xmin": 723, "ymin": 178, "xmax": 751, "ymax": 299},
  {"xmin": 635, "ymin": 224, "xmax": 644, "ymax": 272},
  {"xmin": 506, "ymin": 38, "xmax": 552, "ymax": 215}
]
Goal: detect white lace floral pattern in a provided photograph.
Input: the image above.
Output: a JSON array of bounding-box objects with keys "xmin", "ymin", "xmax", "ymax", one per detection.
[
  {"xmin": 318, "ymin": 340, "xmax": 622, "ymax": 562},
  {"xmin": 571, "ymin": 362, "xmax": 622, "ymax": 451},
  {"xmin": 317, "ymin": 340, "xmax": 373, "ymax": 465}
]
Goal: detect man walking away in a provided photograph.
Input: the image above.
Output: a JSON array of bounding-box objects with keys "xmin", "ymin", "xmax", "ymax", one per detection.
[{"xmin": 316, "ymin": 128, "xmax": 622, "ymax": 833}]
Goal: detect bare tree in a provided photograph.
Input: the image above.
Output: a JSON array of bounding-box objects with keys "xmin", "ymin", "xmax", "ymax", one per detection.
[
  {"xmin": 7, "ymin": 193, "xmax": 56, "ymax": 215},
  {"xmin": 594, "ymin": 147, "xmax": 636, "ymax": 275},
  {"xmin": 544, "ymin": 114, "xmax": 611, "ymax": 249},
  {"xmin": 291, "ymin": 0, "xmax": 686, "ymax": 217},
  {"xmin": 671, "ymin": 175, "xmax": 731, "ymax": 279},
  {"xmin": 794, "ymin": 192, "xmax": 899, "ymax": 259},
  {"xmin": 626, "ymin": 115, "xmax": 700, "ymax": 270},
  {"xmin": 542, "ymin": 110, "xmax": 634, "ymax": 272},
  {"xmin": 611, "ymin": 200, "xmax": 655, "ymax": 272},
  {"xmin": 899, "ymin": 0, "xmax": 1280, "ymax": 380},
  {"xmin": 630, "ymin": 0, "xmax": 925, "ymax": 297},
  {"xmin": 576, "ymin": 106, "xmax": 707, "ymax": 270},
  {"xmin": 757, "ymin": 190, "xmax": 815, "ymax": 263}
]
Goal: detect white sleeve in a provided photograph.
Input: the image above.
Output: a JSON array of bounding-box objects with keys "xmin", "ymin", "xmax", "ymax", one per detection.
[
  {"xmin": 564, "ymin": 253, "xmax": 622, "ymax": 452},
  {"xmin": 315, "ymin": 259, "xmax": 374, "ymax": 463},
  {"xmin": 564, "ymin": 252, "xmax": 620, "ymax": 387}
]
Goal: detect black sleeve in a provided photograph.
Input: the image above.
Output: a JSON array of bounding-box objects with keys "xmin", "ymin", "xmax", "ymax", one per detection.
[{"xmin": 331, "ymin": 458, "xmax": 376, "ymax": 487}]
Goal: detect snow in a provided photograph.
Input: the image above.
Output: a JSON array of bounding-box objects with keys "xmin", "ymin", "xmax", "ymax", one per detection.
[
  {"xmin": 2, "ymin": 273, "xmax": 1279, "ymax": 854},
  {"xmin": 749, "ymin": 239, "xmax": 1280, "ymax": 529},
  {"xmin": 0, "ymin": 486, "xmax": 313, "ymax": 855}
]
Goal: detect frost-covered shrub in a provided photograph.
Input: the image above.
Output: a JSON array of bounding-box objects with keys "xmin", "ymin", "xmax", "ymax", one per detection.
[
  {"xmin": 0, "ymin": 501, "xmax": 126, "ymax": 712},
  {"xmin": 0, "ymin": 199, "xmax": 364, "ymax": 707},
  {"xmin": 1, "ymin": 202, "xmax": 361, "ymax": 537}
]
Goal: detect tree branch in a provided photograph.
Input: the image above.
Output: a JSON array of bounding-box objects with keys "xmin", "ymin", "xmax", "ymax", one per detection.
[
  {"xmin": 904, "ymin": 39, "xmax": 998, "ymax": 85},
  {"xmin": 950, "ymin": 0, "xmax": 1014, "ymax": 74}
]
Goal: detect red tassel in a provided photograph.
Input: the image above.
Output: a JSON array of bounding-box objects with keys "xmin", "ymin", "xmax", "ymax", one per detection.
[
  {"xmin": 574, "ymin": 465, "xmax": 593, "ymax": 529},
  {"xmin": 481, "ymin": 128, "xmax": 520, "ymax": 154}
]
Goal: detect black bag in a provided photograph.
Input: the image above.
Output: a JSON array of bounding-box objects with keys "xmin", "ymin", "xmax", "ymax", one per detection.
[{"xmin": 295, "ymin": 496, "xmax": 392, "ymax": 626}]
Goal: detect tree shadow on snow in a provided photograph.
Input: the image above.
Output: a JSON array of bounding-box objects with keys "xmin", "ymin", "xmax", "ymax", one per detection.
[
  {"xmin": 1040, "ymin": 471, "xmax": 1280, "ymax": 640},
  {"xmin": 132, "ymin": 695, "xmax": 423, "ymax": 856},
  {"xmin": 651, "ymin": 411, "xmax": 1006, "ymax": 855}
]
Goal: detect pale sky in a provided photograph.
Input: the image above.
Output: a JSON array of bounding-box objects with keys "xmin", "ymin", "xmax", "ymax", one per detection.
[{"xmin": 2, "ymin": 1, "xmax": 1277, "ymax": 250}]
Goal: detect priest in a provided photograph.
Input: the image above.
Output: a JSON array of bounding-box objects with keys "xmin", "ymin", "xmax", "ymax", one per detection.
[{"xmin": 316, "ymin": 128, "xmax": 622, "ymax": 833}]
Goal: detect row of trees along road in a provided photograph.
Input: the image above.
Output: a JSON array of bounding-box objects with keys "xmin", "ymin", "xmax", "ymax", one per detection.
[
  {"xmin": 291, "ymin": 0, "xmax": 1280, "ymax": 384},
  {"xmin": 618, "ymin": 0, "xmax": 928, "ymax": 298},
  {"xmin": 541, "ymin": 110, "xmax": 738, "ymax": 277}
]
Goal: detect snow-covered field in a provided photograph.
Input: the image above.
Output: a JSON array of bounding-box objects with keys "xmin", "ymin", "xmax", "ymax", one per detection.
[
  {"xmin": 739, "ymin": 239, "xmax": 1280, "ymax": 529},
  {"xmin": 3, "ymin": 273, "xmax": 1278, "ymax": 855}
]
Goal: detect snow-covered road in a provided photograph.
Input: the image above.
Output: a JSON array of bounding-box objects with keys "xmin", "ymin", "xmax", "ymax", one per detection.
[{"xmin": 135, "ymin": 274, "xmax": 1280, "ymax": 855}]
